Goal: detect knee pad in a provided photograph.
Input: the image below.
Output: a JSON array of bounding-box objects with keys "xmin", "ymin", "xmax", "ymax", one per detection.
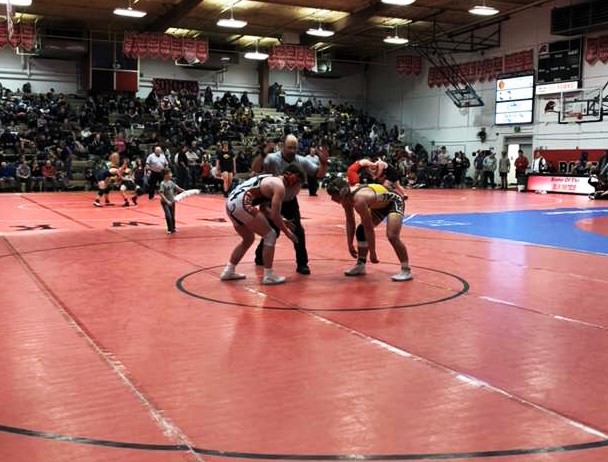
[
  {"xmin": 120, "ymin": 184, "xmax": 127, "ymax": 192},
  {"xmin": 263, "ymin": 228, "xmax": 277, "ymax": 247},
  {"xmin": 355, "ymin": 224, "xmax": 366, "ymax": 243}
]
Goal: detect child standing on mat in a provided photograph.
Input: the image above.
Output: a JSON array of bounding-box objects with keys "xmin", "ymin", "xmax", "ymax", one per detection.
[{"xmin": 159, "ymin": 169, "xmax": 183, "ymax": 234}]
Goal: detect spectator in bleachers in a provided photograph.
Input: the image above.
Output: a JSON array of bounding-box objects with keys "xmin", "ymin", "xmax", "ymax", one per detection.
[
  {"xmin": 0, "ymin": 161, "xmax": 16, "ymax": 191},
  {"xmin": 216, "ymin": 141, "xmax": 236, "ymax": 197},
  {"xmin": 16, "ymin": 158, "xmax": 31, "ymax": 192},
  {"xmin": 41, "ymin": 159, "xmax": 57, "ymax": 191},
  {"xmin": 0, "ymin": 127, "xmax": 19, "ymax": 153}
]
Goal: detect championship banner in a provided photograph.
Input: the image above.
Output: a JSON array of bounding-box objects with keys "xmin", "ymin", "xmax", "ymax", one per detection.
[
  {"xmin": 123, "ymin": 33, "xmax": 208, "ymax": 63},
  {"xmin": 426, "ymin": 49, "xmax": 533, "ymax": 88},
  {"xmin": 0, "ymin": 20, "xmax": 37, "ymax": 51},
  {"xmin": 586, "ymin": 37, "xmax": 599, "ymax": 65},
  {"xmin": 268, "ymin": 45, "xmax": 316, "ymax": 71},
  {"xmin": 396, "ymin": 55, "xmax": 422, "ymax": 76},
  {"xmin": 0, "ymin": 21, "xmax": 7, "ymax": 49},
  {"xmin": 599, "ymin": 35, "xmax": 608, "ymax": 64}
]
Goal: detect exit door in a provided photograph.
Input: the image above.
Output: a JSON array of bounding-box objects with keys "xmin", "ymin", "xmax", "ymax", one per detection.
[{"xmin": 504, "ymin": 137, "xmax": 533, "ymax": 186}]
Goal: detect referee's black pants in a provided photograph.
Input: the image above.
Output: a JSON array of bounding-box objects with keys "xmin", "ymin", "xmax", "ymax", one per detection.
[{"xmin": 255, "ymin": 197, "xmax": 308, "ymax": 268}]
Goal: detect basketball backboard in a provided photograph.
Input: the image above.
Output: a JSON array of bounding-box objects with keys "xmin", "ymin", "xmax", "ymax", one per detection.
[{"xmin": 558, "ymin": 87, "xmax": 603, "ymax": 124}]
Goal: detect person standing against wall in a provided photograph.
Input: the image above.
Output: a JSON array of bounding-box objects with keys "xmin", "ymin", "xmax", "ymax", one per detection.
[
  {"xmin": 514, "ymin": 149, "xmax": 529, "ymax": 192},
  {"xmin": 498, "ymin": 151, "xmax": 511, "ymax": 189}
]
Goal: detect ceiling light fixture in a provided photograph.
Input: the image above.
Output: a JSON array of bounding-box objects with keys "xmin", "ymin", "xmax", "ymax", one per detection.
[
  {"xmin": 381, "ymin": 0, "xmax": 416, "ymax": 6},
  {"xmin": 384, "ymin": 27, "xmax": 408, "ymax": 45},
  {"xmin": 217, "ymin": 8, "xmax": 247, "ymax": 28},
  {"xmin": 113, "ymin": 0, "xmax": 146, "ymax": 18},
  {"xmin": 469, "ymin": 2, "xmax": 499, "ymax": 16},
  {"xmin": 244, "ymin": 41, "xmax": 268, "ymax": 60},
  {"xmin": 0, "ymin": 0, "xmax": 32, "ymax": 6},
  {"xmin": 306, "ymin": 24, "xmax": 334, "ymax": 38}
]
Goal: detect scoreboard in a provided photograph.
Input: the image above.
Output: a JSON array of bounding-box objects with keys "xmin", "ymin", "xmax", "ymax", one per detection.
[{"xmin": 537, "ymin": 38, "xmax": 583, "ymax": 85}]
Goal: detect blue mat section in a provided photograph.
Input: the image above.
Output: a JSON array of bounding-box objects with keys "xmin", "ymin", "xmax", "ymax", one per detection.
[{"xmin": 405, "ymin": 207, "xmax": 608, "ymax": 255}]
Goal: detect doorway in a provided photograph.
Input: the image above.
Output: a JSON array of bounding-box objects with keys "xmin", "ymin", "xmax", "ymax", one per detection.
[{"xmin": 504, "ymin": 136, "xmax": 533, "ymax": 186}]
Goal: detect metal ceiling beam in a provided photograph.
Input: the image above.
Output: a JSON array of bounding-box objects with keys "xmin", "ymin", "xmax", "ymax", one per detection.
[{"xmin": 144, "ymin": 0, "xmax": 205, "ymax": 33}]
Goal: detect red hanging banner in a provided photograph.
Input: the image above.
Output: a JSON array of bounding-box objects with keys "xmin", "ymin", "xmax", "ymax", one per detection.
[
  {"xmin": 147, "ymin": 33, "xmax": 160, "ymax": 59},
  {"xmin": 170, "ymin": 35, "xmax": 182, "ymax": 60},
  {"xmin": 195, "ymin": 40, "xmax": 208, "ymax": 63},
  {"xmin": 182, "ymin": 37, "xmax": 196, "ymax": 62},
  {"xmin": 134, "ymin": 33, "xmax": 148, "ymax": 58},
  {"xmin": 159, "ymin": 34, "xmax": 172, "ymax": 60},
  {"xmin": 586, "ymin": 37, "xmax": 599, "ymax": 65},
  {"xmin": 19, "ymin": 22, "xmax": 35, "ymax": 51},
  {"xmin": 599, "ymin": 36, "xmax": 608, "ymax": 64},
  {"xmin": 123, "ymin": 32, "xmax": 134, "ymax": 58},
  {"xmin": 0, "ymin": 22, "xmax": 7, "ymax": 49},
  {"xmin": 123, "ymin": 32, "xmax": 208, "ymax": 63},
  {"xmin": 268, "ymin": 45, "xmax": 316, "ymax": 71}
]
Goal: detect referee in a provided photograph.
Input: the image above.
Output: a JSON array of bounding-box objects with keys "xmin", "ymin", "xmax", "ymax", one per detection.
[
  {"xmin": 146, "ymin": 145, "xmax": 169, "ymax": 199},
  {"xmin": 255, "ymin": 133, "xmax": 328, "ymax": 275}
]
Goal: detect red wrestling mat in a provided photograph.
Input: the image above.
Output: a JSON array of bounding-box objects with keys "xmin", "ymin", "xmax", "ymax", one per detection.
[{"xmin": 1, "ymin": 190, "xmax": 608, "ymax": 462}]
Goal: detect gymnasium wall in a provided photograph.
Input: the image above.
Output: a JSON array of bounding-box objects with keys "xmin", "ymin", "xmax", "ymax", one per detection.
[
  {"xmin": 0, "ymin": 47, "xmax": 83, "ymax": 94},
  {"xmin": 366, "ymin": 0, "xmax": 608, "ymax": 156},
  {"xmin": 0, "ymin": 45, "xmax": 366, "ymax": 109}
]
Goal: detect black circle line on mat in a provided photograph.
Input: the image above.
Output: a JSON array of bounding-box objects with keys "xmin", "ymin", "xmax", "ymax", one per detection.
[
  {"xmin": 176, "ymin": 261, "xmax": 469, "ymax": 312},
  {"xmin": 1, "ymin": 423, "xmax": 608, "ymax": 460}
]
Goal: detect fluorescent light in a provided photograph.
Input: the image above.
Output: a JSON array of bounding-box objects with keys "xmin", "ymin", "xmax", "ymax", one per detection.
[
  {"xmin": 384, "ymin": 34, "xmax": 409, "ymax": 45},
  {"xmin": 217, "ymin": 8, "xmax": 247, "ymax": 29},
  {"xmin": 113, "ymin": 7, "xmax": 147, "ymax": 18},
  {"xmin": 469, "ymin": 5, "xmax": 499, "ymax": 16},
  {"xmin": 306, "ymin": 25, "xmax": 334, "ymax": 37},
  {"xmin": 244, "ymin": 51, "xmax": 268, "ymax": 60},
  {"xmin": 381, "ymin": 0, "xmax": 416, "ymax": 5},
  {"xmin": 0, "ymin": 0, "xmax": 32, "ymax": 5}
]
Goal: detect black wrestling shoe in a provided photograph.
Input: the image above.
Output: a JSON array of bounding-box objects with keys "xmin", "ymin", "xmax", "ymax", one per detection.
[{"xmin": 296, "ymin": 265, "xmax": 311, "ymax": 275}]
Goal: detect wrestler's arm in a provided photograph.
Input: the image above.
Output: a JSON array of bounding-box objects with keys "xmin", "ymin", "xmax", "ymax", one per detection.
[{"xmin": 343, "ymin": 203, "xmax": 358, "ymax": 258}]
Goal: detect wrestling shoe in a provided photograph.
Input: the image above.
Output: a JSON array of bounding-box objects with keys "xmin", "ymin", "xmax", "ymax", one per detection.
[
  {"xmin": 344, "ymin": 263, "xmax": 366, "ymax": 276},
  {"xmin": 220, "ymin": 269, "xmax": 246, "ymax": 281},
  {"xmin": 262, "ymin": 274, "xmax": 286, "ymax": 285},
  {"xmin": 391, "ymin": 269, "xmax": 413, "ymax": 282},
  {"xmin": 122, "ymin": 201, "xmax": 130, "ymax": 207},
  {"xmin": 93, "ymin": 199, "xmax": 102, "ymax": 207},
  {"xmin": 131, "ymin": 196, "xmax": 138, "ymax": 205}
]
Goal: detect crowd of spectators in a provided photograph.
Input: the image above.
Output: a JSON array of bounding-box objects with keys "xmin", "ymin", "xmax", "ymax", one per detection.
[{"xmin": 1, "ymin": 83, "xmax": 582, "ymax": 196}]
